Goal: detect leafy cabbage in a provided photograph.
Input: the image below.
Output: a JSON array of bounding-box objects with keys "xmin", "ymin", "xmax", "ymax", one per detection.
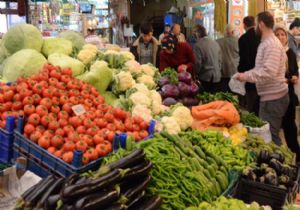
[
  {"xmin": 2, "ymin": 24, "xmax": 43, "ymax": 55},
  {"xmin": 48, "ymin": 53, "xmax": 85, "ymax": 77},
  {"xmin": 59, "ymin": 30, "xmax": 86, "ymax": 51},
  {"xmin": 2, "ymin": 49, "xmax": 47, "ymax": 82},
  {"xmin": 42, "ymin": 38, "xmax": 73, "ymax": 57}
]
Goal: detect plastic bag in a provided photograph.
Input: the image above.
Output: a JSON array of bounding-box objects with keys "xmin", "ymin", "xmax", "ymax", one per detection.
[
  {"xmin": 246, "ymin": 122, "xmax": 272, "ymax": 143},
  {"xmin": 229, "ymin": 73, "xmax": 246, "ymax": 96}
]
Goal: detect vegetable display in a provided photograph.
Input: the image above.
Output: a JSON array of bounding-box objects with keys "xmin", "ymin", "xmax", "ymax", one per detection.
[
  {"xmin": 0, "ymin": 64, "xmax": 150, "ymax": 165},
  {"xmin": 197, "ymin": 92, "xmax": 240, "ymax": 111},
  {"xmin": 158, "ymin": 68, "xmax": 200, "ymax": 107},
  {"xmin": 14, "ymin": 149, "xmax": 162, "ymax": 210},
  {"xmin": 240, "ymin": 112, "xmax": 266, "ymax": 128}
]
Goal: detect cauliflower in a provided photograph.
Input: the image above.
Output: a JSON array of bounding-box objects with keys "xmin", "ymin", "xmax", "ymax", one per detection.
[
  {"xmin": 132, "ymin": 104, "xmax": 152, "ymax": 123},
  {"xmin": 129, "ymin": 91, "xmax": 151, "ymax": 107},
  {"xmin": 104, "ymin": 50, "xmax": 119, "ymax": 55},
  {"xmin": 124, "ymin": 60, "xmax": 142, "ymax": 75},
  {"xmin": 150, "ymin": 90, "xmax": 162, "ymax": 104},
  {"xmin": 114, "ymin": 71, "xmax": 136, "ymax": 92},
  {"xmin": 161, "ymin": 116, "xmax": 181, "ymax": 135},
  {"xmin": 152, "ymin": 101, "xmax": 162, "ymax": 115},
  {"xmin": 141, "ymin": 64, "xmax": 155, "ymax": 77},
  {"xmin": 77, "ymin": 49, "xmax": 97, "ymax": 65},
  {"xmin": 132, "ymin": 83, "xmax": 150, "ymax": 96},
  {"xmin": 120, "ymin": 51, "xmax": 135, "ymax": 61},
  {"xmin": 150, "ymin": 90, "xmax": 163, "ymax": 115},
  {"xmin": 82, "ymin": 44, "xmax": 98, "ymax": 54},
  {"xmin": 137, "ymin": 74, "xmax": 156, "ymax": 89},
  {"xmin": 171, "ymin": 106, "xmax": 193, "ymax": 130}
]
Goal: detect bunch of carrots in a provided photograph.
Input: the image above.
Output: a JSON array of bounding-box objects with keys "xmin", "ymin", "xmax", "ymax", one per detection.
[{"xmin": 191, "ymin": 101, "xmax": 240, "ymax": 131}]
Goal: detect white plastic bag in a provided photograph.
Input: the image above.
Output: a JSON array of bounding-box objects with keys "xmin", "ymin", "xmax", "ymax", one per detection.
[
  {"xmin": 247, "ymin": 122, "xmax": 272, "ymax": 143},
  {"xmin": 229, "ymin": 73, "xmax": 246, "ymax": 96}
]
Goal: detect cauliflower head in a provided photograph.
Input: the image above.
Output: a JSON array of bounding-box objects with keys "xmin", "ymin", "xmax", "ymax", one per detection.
[
  {"xmin": 129, "ymin": 91, "xmax": 151, "ymax": 107},
  {"xmin": 132, "ymin": 83, "xmax": 150, "ymax": 96},
  {"xmin": 132, "ymin": 104, "xmax": 152, "ymax": 123},
  {"xmin": 114, "ymin": 71, "xmax": 136, "ymax": 92},
  {"xmin": 171, "ymin": 106, "xmax": 193, "ymax": 130},
  {"xmin": 82, "ymin": 44, "xmax": 98, "ymax": 54},
  {"xmin": 161, "ymin": 116, "xmax": 181, "ymax": 135},
  {"xmin": 120, "ymin": 51, "xmax": 135, "ymax": 61},
  {"xmin": 125, "ymin": 60, "xmax": 142, "ymax": 75},
  {"xmin": 77, "ymin": 49, "xmax": 97, "ymax": 65},
  {"xmin": 141, "ymin": 64, "xmax": 156, "ymax": 77},
  {"xmin": 137, "ymin": 74, "xmax": 156, "ymax": 89}
]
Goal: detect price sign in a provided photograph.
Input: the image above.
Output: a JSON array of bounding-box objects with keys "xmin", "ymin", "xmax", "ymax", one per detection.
[{"xmin": 72, "ymin": 104, "xmax": 86, "ymax": 116}]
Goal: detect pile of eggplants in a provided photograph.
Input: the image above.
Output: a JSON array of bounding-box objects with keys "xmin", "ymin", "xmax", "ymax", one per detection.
[
  {"xmin": 242, "ymin": 150, "xmax": 298, "ymax": 191},
  {"xmin": 159, "ymin": 68, "xmax": 200, "ymax": 107},
  {"xmin": 14, "ymin": 149, "xmax": 162, "ymax": 210}
]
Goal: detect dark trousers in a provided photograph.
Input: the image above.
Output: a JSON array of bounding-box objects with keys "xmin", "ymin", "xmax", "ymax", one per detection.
[
  {"xmin": 220, "ymin": 78, "xmax": 232, "ymax": 93},
  {"xmin": 245, "ymin": 89, "xmax": 260, "ymax": 116},
  {"xmin": 200, "ymin": 80, "xmax": 222, "ymax": 94},
  {"xmin": 282, "ymin": 92, "xmax": 300, "ymax": 162}
]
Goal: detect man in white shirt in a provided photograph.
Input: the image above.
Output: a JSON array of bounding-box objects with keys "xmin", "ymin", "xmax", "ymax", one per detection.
[{"xmin": 172, "ymin": 23, "xmax": 186, "ymax": 42}]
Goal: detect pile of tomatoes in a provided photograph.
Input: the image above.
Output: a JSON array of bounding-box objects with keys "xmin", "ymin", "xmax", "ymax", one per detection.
[{"xmin": 0, "ymin": 64, "xmax": 149, "ymax": 165}]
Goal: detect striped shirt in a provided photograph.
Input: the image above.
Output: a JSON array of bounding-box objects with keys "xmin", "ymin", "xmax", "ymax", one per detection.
[{"xmin": 244, "ymin": 33, "xmax": 288, "ymax": 101}]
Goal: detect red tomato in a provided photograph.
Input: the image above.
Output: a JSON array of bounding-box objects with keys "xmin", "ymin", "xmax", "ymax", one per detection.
[
  {"xmin": 60, "ymin": 75, "xmax": 71, "ymax": 83},
  {"xmin": 16, "ymin": 82, "xmax": 28, "ymax": 92},
  {"xmin": 24, "ymin": 104, "xmax": 35, "ymax": 116},
  {"xmin": 47, "ymin": 147, "xmax": 56, "ymax": 154},
  {"xmin": 35, "ymin": 125, "xmax": 46, "ymax": 134},
  {"xmin": 83, "ymin": 135, "xmax": 94, "ymax": 147},
  {"xmin": 38, "ymin": 135, "xmax": 50, "ymax": 149},
  {"xmin": 87, "ymin": 127, "xmax": 97, "ymax": 136},
  {"xmin": 63, "ymin": 125, "xmax": 74, "ymax": 134},
  {"xmin": 115, "ymin": 122, "xmax": 125, "ymax": 132},
  {"xmin": 4, "ymin": 102, "xmax": 12, "ymax": 112},
  {"xmin": 32, "ymin": 94, "xmax": 42, "ymax": 105},
  {"xmin": 0, "ymin": 104, "xmax": 7, "ymax": 113},
  {"xmin": 3, "ymin": 90, "xmax": 14, "ymax": 102},
  {"xmin": 58, "ymin": 118, "xmax": 68, "ymax": 127},
  {"xmin": 67, "ymin": 81, "xmax": 77, "ymax": 89},
  {"xmin": 67, "ymin": 132, "xmax": 80, "ymax": 143},
  {"xmin": 133, "ymin": 131, "xmax": 141, "ymax": 141},
  {"xmin": 43, "ymin": 130, "xmax": 55, "ymax": 138},
  {"xmin": 69, "ymin": 89, "xmax": 80, "ymax": 97},
  {"xmin": 113, "ymin": 108, "xmax": 127, "ymax": 120},
  {"xmin": 24, "ymin": 123, "xmax": 35, "ymax": 135},
  {"xmin": 84, "ymin": 99, "xmax": 93, "ymax": 107},
  {"xmin": 50, "ymin": 105, "xmax": 60, "ymax": 114},
  {"xmin": 95, "ymin": 110, "xmax": 104, "ymax": 118},
  {"xmin": 12, "ymin": 101, "xmax": 23, "ymax": 111},
  {"xmin": 62, "ymin": 68, "xmax": 72, "ymax": 76},
  {"xmin": 76, "ymin": 140, "xmax": 88, "ymax": 152},
  {"xmin": 86, "ymin": 148, "xmax": 98, "ymax": 161},
  {"xmin": 48, "ymin": 121, "xmax": 59, "ymax": 130},
  {"xmin": 13, "ymin": 93, "xmax": 22, "ymax": 102},
  {"xmin": 69, "ymin": 96, "xmax": 79, "ymax": 105},
  {"xmin": 49, "ymin": 78, "xmax": 58, "ymax": 86},
  {"xmin": 36, "ymin": 105, "xmax": 48, "ymax": 117},
  {"xmin": 51, "ymin": 97, "xmax": 60, "ymax": 106},
  {"xmin": 50, "ymin": 69, "xmax": 62, "ymax": 80},
  {"xmin": 107, "ymin": 132, "xmax": 115, "ymax": 142},
  {"xmin": 29, "ymin": 130, "xmax": 42, "ymax": 143},
  {"xmin": 69, "ymin": 116, "xmax": 82, "ymax": 128},
  {"xmin": 59, "ymin": 95, "xmax": 69, "ymax": 105},
  {"xmin": 63, "ymin": 141, "xmax": 75, "ymax": 152},
  {"xmin": 62, "ymin": 103, "xmax": 73, "ymax": 114},
  {"xmin": 139, "ymin": 130, "xmax": 149, "ymax": 139},
  {"xmin": 82, "ymin": 153, "xmax": 90, "ymax": 165},
  {"xmin": 91, "ymin": 87, "xmax": 99, "ymax": 96},
  {"xmin": 57, "ymin": 82, "xmax": 67, "ymax": 90},
  {"xmin": 54, "ymin": 150, "xmax": 63, "ymax": 158},
  {"xmin": 55, "ymin": 128, "xmax": 65, "ymax": 137},
  {"xmin": 51, "ymin": 135, "xmax": 64, "ymax": 148},
  {"xmin": 132, "ymin": 124, "xmax": 141, "ymax": 132},
  {"xmin": 40, "ymin": 98, "xmax": 52, "ymax": 109},
  {"xmin": 48, "ymin": 113, "xmax": 58, "ymax": 121},
  {"xmin": 86, "ymin": 111, "xmax": 96, "ymax": 120},
  {"xmin": 107, "ymin": 123, "xmax": 116, "ymax": 132},
  {"xmin": 32, "ymin": 83, "xmax": 43, "ymax": 94},
  {"xmin": 104, "ymin": 113, "xmax": 114, "ymax": 123},
  {"xmin": 42, "ymin": 88, "xmax": 54, "ymax": 98},
  {"xmin": 27, "ymin": 113, "xmax": 40, "ymax": 126},
  {"xmin": 83, "ymin": 118, "xmax": 94, "ymax": 128},
  {"xmin": 93, "ymin": 96, "xmax": 105, "ymax": 106},
  {"xmin": 62, "ymin": 151, "xmax": 73, "ymax": 163},
  {"xmin": 76, "ymin": 125, "xmax": 86, "ymax": 134},
  {"xmin": 95, "ymin": 143, "xmax": 110, "ymax": 157},
  {"xmin": 93, "ymin": 134, "xmax": 105, "ymax": 145},
  {"xmin": 58, "ymin": 111, "xmax": 69, "ymax": 120},
  {"xmin": 140, "ymin": 121, "xmax": 148, "ymax": 130},
  {"xmin": 0, "ymin": 94, "xmax": 4, "ymax": 103},
  {"xmin": 26, "ymin": 79, "xmax": 37, "ymax": 89}
]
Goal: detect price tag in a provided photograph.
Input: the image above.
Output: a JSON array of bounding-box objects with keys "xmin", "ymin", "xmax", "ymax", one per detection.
[{"xmin": 72, "ymin": 104, "xmax": 86, "ymax": 116}]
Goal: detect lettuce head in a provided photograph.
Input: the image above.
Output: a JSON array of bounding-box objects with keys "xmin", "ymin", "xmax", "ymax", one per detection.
[
  {"xmin": 59, "ymin": 30, "xmax": 86, "ymax": 51},
  {"xmin": 2, "ymin": 49, "xmax": 47, "ymax": 82},
  {"xmin": 42, "ymin": 38, "xmax": 73, "ymax": 57}
]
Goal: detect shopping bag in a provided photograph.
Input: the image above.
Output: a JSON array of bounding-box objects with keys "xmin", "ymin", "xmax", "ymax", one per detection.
[
  {"xmin": 246, "ymin": 122, "xmax": 272, "ymax": 143},
  {"xmin": 229, "ymin": 74, "xmax": 246, "ymax": 96}
]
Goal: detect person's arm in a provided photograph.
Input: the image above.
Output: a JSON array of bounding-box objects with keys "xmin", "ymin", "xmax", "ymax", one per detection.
[
  {"xmin": 159, "ymin": 51, "xmax": 168, "ymax": 72},
  {"xmin": 287, "ymin": 49, "xmax": 299, "ymax": 84},
  {"xmin": 184, "ymin": 43, "xmax": 196, "ymax": 71},
  {"xmin": 241, "ymin": 45, "xmax": 285, "ymax": 83},
  {"xmin": 193, "ymin": 44, "xmax": 202, "ymax": 77}
]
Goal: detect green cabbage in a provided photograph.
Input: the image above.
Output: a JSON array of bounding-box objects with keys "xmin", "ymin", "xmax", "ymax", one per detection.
[
  {"xmin": 2, "ymin": 49, "xmax": 47, "ymax": 82},
  {"xmin": 2, "ymin": 24, "xmax": 43, "ymax": 55},
  {"xmin": 102, "ymin": 91, "xmax": 118, "ymax": 106},
  {"xmin": 59, "ymin": 30, "xmax": 86, "ymax": 51},
  {"xmin": 48, "ymin": 53, "xmax": 85, "ymax": 77},
  {"xmin": 42, "ymin": 38, "xmax": 73, "ymax": 57}
]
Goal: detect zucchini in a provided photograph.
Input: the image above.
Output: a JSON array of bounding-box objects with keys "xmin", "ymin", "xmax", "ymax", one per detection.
[
  {"xmin": 128, "ymin": 196, "xmax": 162, "ymax": 210},
  {"xmin": 62, "ymin": 169, "xmax": 122, "ymax": 201},
  {"xmin": 74, "ymin": 189, "xmax": 119, "ymax": 210}
]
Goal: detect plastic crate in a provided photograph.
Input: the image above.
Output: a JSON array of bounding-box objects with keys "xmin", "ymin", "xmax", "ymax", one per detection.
[
  {"xmin": 13, "ymin": 119, "xmax": 156, "ymax": 177},
  {"xmin": 233, "ymin": 166, "xmax": 300, "ymax": 210},
  {"xmin": 0, "ymin": 116, "xmax": 16, "ymax": 164}
]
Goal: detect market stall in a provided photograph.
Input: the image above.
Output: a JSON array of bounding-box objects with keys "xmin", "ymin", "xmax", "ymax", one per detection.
[{"xmin": 0, "ymin": 23, "xmax": 299, "ymax": 210}]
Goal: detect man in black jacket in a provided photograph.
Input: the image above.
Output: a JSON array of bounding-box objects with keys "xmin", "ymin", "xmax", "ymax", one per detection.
[{"xmin": 238, "ymin": 16, "xmax": 261, "ymax": 115}]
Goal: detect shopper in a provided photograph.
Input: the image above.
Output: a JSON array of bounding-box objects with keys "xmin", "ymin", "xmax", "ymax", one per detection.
[
  {"xmin": 274, "ymin": 25, "xmax": 300, "ymax": 162},
  {"xmin": 217, "ymin": 24, "xmax": 239, "ymax": 92},
  {"xmin": 159, "ymin": 24, "xmax": 171, "ymax": 43},
  {"xmin": 288, "ymin": 18, "xmax": 300, "ymax": 56},
  {"xmin": 130, "ymin": 23, "xmax": 160, "ymax": 67},
  {"xmin": 171, "ymin": 23, "xmax": 186, "ymax": 42},
  {"xmin": 237, "ymin": 11, "xmax": 289, "ymax": 146},
  {"xmin": 85, "ymin": 28, "xmax": 104, "ymax": 49},
  {"xmin": 159, "ymin": 32, "xmax": 195, "ymax": 73},
  {"xmin": 238, "ymin": 16, "xmax": 261, "ymax": 115},
  {"xmin": 193, "ymin": 25, "xmax": 222, "ymax": 93}
]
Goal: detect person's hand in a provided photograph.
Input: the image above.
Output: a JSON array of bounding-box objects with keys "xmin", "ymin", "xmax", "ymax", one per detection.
[
  {"xmin": 235, "ymin": 73, "xmax": 246, "ymax": 82},
  {"xmin": 290, "ymin": 76, "xmax": 298, "ymax": 84},
  {"xmin": 178, "ymin": 64, "xmax": 188, "ymax": 72}
]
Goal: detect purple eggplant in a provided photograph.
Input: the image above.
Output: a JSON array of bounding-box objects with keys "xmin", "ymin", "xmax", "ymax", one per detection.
[
  {"xmin": 178, "ymin": 71, "xmax": 192, "ymax": 84},
  {"xmin": 178, "ymin": 82, "xmax": 190, "ymax": 97},
  {"xmin": 163, "ymin": 97, "xmax": 177, "ymax": 106},
  {"xmin": 158, "ymin": 76, "xmax": 170, "ymax": 87},
  {"xmin": 189, "ymin": 82, "xmax": 199, "ymax": 96},
  {"xmin": 161, "ymin": 84, "xmax": 180, "ymax": 98},
  {"xmin": 182, "ymin": 97, "xmax": 199, "ymax": 107}
]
